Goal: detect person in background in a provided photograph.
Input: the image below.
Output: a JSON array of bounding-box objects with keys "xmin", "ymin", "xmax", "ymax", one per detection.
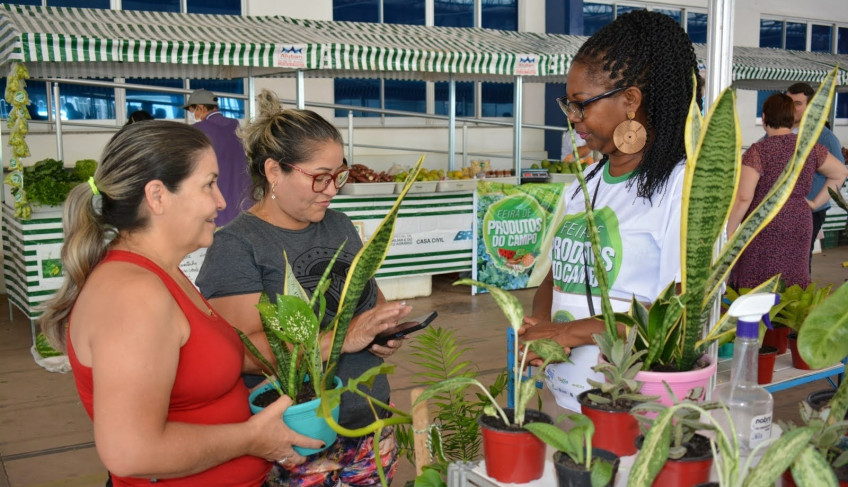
[
  {"xmin": 38, "ymin": 121, "xmax": 322, "ymax": 487},
  {"xmin": 183, "ymin": 88, "xmax": 252, "ymax": 227},
  {"xmin": 728, "ymin": 93, "xmax": 847, "ymax": 289},
  {"xmin": 196, "ymin": 90, "xmax": 410, "ymax": 486},
  {"xmin": 519, "ymin": 10, "xmax": 698, "ymax": 411},
  {"xmin": 561, "ymin": 127, "xmax": 593, "ymax": 163},
  {"xmin": 125, "ymin": 110, "xmax": 153, "ymax": 126},
  {"xmin": 785, "ymin": 82, "xmax": 846, "ymax": 270}
]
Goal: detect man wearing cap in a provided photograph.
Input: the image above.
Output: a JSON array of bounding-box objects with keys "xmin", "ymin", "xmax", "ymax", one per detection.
[{"xmin": 182, "ymin": 88, "xmax": 251, "ymax": 227}]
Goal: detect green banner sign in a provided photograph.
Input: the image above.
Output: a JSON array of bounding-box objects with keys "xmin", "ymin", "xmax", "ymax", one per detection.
[{"xmin": 475, "ymin": 181, "xmax": 564, "ymax": 291}]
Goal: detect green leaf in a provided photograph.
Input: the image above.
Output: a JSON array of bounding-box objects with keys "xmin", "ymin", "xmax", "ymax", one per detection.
[
  {"xmin": 784, "ymin": 444, "xmax": 839, "ymax": 487},
  {"xmin": 679, "ymin": 86, "xmax": 740, "ymax": 371},
  {"xmin": 627, "ymin": 406, "xmax": 673, "ymax": 487},
  {"xmin": 527, "ymin": 338, "xmax": 570, "ymax": 364},
  {"xmin": 741, "ymin": 426, "xmax": 815, "ymax": 487},
  {"xmin": 797, "ymin": 281, "xmax": 848, "ymax": 369},
  {"xmin": 453, "ymin": 278, "xmax": 524, "ymax": 331},
  {"xmin": 326, "ymin": 155, "xmax": 425, "ymax": 380},
  {"xmin": 414, "ymin": 467, "xmax": 446, "ymax": 487},
  {"xmin": 281, "ymin": 250, "xmax": 309, "ymax": 302},
  {"xmin": 525, "ymin": 422, "xmax": 578, "ymax": 460},
  {"xmin": 590, "ymin": 459, "xmax": 614, "ymax": 487}
]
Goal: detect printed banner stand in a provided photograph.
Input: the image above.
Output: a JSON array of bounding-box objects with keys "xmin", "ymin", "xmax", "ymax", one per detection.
[{"xmin": 472, "ymin": 180, "xmax": 565, "ymax": 294}]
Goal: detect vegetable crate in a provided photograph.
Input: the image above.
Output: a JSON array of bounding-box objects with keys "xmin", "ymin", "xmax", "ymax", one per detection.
[{"xmin": 1, "ymin": 203, "xmax": 64, "ymax": 343}]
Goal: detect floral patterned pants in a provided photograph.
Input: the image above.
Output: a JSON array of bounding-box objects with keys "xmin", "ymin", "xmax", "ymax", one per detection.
[{"xmin": 265, "ymin": 426, "xmax": 398, "ymax": 487}]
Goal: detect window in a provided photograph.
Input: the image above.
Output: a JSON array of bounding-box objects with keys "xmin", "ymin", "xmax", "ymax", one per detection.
[
  {"xmin": 48, "ymin": 0, "xmax": 109, "ymax": 7},
  {"xmin": 126, "ymin": 79, "xmax": 183, "ymax": 119},
  {"xmin": 482, "ymin": 0, "xmax": 517, "ymax": 31},
  {"xmin": 333, "ymin": 0, "xmax": 517, "ymax": 119},
  {"xmin": 686, "ymin": 12, "xmax": 707, "ymax": 43},
  {"xmin": 583, "ymin": 2, "xmax": 613, "ymax": 36},
  {"xmin": 435, "ymin": 81, "xmax": 474, "ymax": 116},
  {"xmin": 435, "ymin": 0, "xmax": 473, "ymax": 28},
  {"xmin": 581, "ymin": 2, "xmax": 706, "ymax": 42},
  {"xmin": 759, "ymin": 18, "xmax": 848, "ymax": 120},
  {"xmin": 481, "ymin": 82, "xmax": 513, "ymax": 118}
]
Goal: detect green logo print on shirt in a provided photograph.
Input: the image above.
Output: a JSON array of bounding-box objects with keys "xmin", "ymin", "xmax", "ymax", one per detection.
[
  {"xmin": 482, "ymin": 194, "xmax": 547, "ymax": 272},
  {"xmin": 551, "ymin": 207, "xmax": 622, "ymax": 294}
]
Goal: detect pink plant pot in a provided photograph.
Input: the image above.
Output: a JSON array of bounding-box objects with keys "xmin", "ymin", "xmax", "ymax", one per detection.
[{"xmin": 634, "ymin": 355, "xmax": 717, "ymax": 406}]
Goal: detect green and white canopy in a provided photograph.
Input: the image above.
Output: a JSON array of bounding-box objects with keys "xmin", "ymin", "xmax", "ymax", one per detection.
[
  {"xmin": 0, "ymin": 4, "xmax": 845, "ymax": 89},
  {"xmin": 0, "ymin": 4, "xmax": 580, "ymax": 82}
]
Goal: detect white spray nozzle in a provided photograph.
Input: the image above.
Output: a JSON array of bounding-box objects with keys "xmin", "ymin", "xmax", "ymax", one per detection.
[{"xmin": 728, "ymin": 293, "xmax": 779, "ymax": 323}]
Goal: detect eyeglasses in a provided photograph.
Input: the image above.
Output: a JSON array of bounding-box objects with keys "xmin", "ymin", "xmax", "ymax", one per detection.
[
  {"xmin": 281, "ymin": 162, "xmax": 350, "ymax": 193},
  {"xmin": 556, "ymin": 87, "xmax": 626, "ymax": 121}
]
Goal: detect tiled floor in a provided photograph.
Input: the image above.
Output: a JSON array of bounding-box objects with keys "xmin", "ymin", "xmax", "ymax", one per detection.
[{"xmin": 1, "ymin": 246, "xmax": 846, "ymax": 487}]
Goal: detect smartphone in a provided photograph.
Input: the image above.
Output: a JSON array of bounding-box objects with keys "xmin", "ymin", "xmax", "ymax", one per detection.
[{"xmin": 371, "ymin": 311, "xmax": 438, "ymax": 346}]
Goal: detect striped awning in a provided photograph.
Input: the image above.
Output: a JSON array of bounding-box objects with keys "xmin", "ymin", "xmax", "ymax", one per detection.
[
  {"xmin": 693, "ymin": 44, "xmax": 848, "ymax": 92},
  {"xmin": 0, "ymin": 4, "xmax": 845, "ymax": 89},
  {"xmin": 0, "ymin": 4, "xmax": 579, "ymax": 82}
]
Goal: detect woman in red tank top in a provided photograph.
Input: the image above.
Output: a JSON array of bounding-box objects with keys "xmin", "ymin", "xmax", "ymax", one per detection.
[{"xmin": 39, "ymin": 121, "xmax": 322, "ymax": 487}]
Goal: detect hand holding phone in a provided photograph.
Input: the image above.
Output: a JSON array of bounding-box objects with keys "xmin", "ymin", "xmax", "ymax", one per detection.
[{"xmin": 371, "ymin": 311, "xmax": 437, "ymax": 346}]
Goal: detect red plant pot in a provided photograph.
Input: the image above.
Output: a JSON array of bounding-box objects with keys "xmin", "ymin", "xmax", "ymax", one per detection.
[
  {"xmin": 757, "ymin": 346, "xmax": 778, "ymax": 384},
  {"xmin": 763, "ymin": 326, "xmax": 791, "ymax": 354},
  {"xmin": 783, "ymin": 469, "xmax": 848, "ymax": 487},
  {"xmin": 479, "ymin": 408, "xmax": 552, "ymax": 483},
  {"xmin": 578, "ymin": 390, "xmax": 640, "ymax": 457},
  {"xmin": 788, "ymin": 333, "xmax": 814, "ymax": 370},
  {"xmin": 636, "ymin": 434, "xmax": 713, "ymax": 487}
]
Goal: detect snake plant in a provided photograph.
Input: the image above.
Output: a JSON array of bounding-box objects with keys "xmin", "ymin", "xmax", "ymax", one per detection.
[{"xmin": 618, "ymin": 67, "xmax": 840, "ymax": 372}]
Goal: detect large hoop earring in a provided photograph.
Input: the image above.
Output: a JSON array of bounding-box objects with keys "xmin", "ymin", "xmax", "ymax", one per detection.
[
  {"xmin": 613, "ymin": 111, "xmax": 647, "ymax": 154},
  {"xmin": 270, "ymin": 182, "xmax": 277, "ymax": 200}
]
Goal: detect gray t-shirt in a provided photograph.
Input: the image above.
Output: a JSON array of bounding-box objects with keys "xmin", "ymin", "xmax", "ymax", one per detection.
[{"xmin": 196, "ymin": 210, "xmax": 388, "ymax": 429}]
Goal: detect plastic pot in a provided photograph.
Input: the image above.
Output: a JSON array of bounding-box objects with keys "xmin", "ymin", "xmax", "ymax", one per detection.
[
  {"xmin": 479, "ymin": 408, "xmax": 552, "ymax": 483},
  {"xmin": 578, "ymin": 390, "xmax": 640, "ymax": 457},
  {"xmin": 718, "ymin": 342, "xmax": 735, "ymax": 359},
  {"xmin": 552, "ymin": 448, "xmax": 619, "ymax": 487},
  {"xmin": 249, "ymin": 376, "xmax": 342, "ymax": 456},
  {"xmin": 634, "ymin": 354, "xmax": 717, "ymax": 406},
  {"xmin": 788, "ymin": 333, "xmax": 815, "ymax": 370},
  {"xmin": 635, "ymin": 434, "xmax": 713, "ymax": 487},
  {"xmin": 782, "ymin": 468, "xmax": 848, "ymax": 487},
  {"xmin": 757, "ymin": 346, "xmax": 778, "ymax": 384},
  {"xmin": 763, "ymin": 326, "xmax": 791, "ymax": 354}
]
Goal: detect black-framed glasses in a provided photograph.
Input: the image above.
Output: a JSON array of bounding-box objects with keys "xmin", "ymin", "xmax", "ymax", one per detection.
[
  {"xmin": 556, "ymin": 87, "xmax": 626, "ymax": 120},
  {"xmin": 281, "ymin": 162, "xmax": 350, "ymax": 193}
]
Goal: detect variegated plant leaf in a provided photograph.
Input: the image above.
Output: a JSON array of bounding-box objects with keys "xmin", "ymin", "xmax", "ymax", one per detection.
[
  {"xmin": 454, "ymin": 278, "xmax": 524, "ymax": 331},
  {"xmin": 797, "ymin": 281, "xmax": 848, "ymax": 370},
  {"xmin": 678, "ymin": 86, "xmax": 740, "ymax": 371},
  {"xmin": 281, "ymin": 250, "xmax": 309, "ymax": 302},
  {"xmin": 324, "ymin": 155, "xmax": 425, "ymax": 383}
]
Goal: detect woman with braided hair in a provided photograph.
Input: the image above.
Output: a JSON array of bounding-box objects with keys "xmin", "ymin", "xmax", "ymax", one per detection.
[
  {"xmin": 39, "ymin": 121, "xmax": 322, "ymax": 486},
  {"xmin": 520, "ymin": 10, "xmax": 702, "ymax": 411}
]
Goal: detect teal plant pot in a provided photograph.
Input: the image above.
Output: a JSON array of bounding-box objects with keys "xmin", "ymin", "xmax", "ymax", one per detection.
[
  {"xmin": 249, "ymin": 376, "xmax": 342, "ymax": 456},
  {"xmin": 718, "ymin": 342, "xmax": 734, "ymax": 359}
]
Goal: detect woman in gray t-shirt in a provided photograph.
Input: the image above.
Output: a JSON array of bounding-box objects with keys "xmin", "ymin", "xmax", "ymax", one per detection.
[{"xmin": 197, "ymin": 89, "xmax": 411, "ymax": 485}]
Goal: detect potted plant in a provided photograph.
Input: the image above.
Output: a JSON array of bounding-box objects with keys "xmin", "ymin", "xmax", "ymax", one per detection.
[
  {"xmin": 413, "ymin": 279, "xmax": 569, "ymax": 483},
  {"xmin": 780, "ymin": 395, "xmax": 848, "ymax": 486},
  {"xmin": 525, "ymin": 413, "xmax": 618, "ymax": 487},
  {"xmin": 629, "ymin": 389, "xmax": 822, "ymax": 487},
  {"xmin": 773, "ymin": 282, "xmax": 833, "ymax": 369},
  {"xmin": 587, "ymin": 68, "xmax": 841, "ymax": 404},
  {"xmin": 725, "ymin": 284, "xmax": 792, "ymax": 354},
  {"xmin": 394, "ymin": 325, "xmax": 508, "ymax": 482},
  {"xmin": 787, "ymin": 279, "xmax": 848, "ymax": 485},
  {"xmin": 240, "ymin": 157, "xmax": 427, "ymax": 467},
  {"xmin": 578, "ymin": 328, "xmax": 658, "ymax": 457}
]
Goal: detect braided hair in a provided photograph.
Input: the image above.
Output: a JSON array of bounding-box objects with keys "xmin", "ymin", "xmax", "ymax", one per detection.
[{"xmin": 574, "ymin": 10, "xmax": 703, "ymax": 201}]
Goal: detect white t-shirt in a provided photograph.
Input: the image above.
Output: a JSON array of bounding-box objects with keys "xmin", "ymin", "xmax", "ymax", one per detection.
[
  {"xmin": 545, "ymin": 160, "xmax": 685, "ymax": 411},
  {"xmin": 561, "ymin": 131, "xmax": 587, "ymax": 161}
]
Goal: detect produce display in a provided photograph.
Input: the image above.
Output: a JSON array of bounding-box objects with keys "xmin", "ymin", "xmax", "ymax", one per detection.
[
  {"xmin": 346, "ymin": 161, "xmax": 514, "ymax": 185},
  {"xmin": 531, "ymin": 157, "xmax": 591, "ymax": 173},
  {"xmin": 4, "ymin": 63, "xmax": 32, "ymax": 219}
]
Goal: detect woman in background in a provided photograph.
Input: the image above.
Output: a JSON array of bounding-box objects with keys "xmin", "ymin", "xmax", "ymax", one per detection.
[{"xmin": 728, "ymin": 93, "xmax": 847, "ymax": 288}]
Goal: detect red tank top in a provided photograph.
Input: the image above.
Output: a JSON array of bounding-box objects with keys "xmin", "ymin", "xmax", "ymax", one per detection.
[{"xmin": 66, "ymin": 250, "xmax": 271, "ymax": 486}]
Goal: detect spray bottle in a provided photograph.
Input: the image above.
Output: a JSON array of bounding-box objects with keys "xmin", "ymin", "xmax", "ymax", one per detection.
[{"xmin": 713, "ymin": 292, "xmax": 780, "ymax": 452}]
